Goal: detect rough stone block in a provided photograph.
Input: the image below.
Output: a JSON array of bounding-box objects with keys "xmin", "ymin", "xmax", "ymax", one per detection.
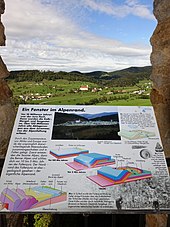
[
  {"xmin": 0, "ymin": 102, "xmax": 16, "ymax": 159},
  {"xmin": 0, "ymin": 56, "xmax": 9, "ymax": 78}
]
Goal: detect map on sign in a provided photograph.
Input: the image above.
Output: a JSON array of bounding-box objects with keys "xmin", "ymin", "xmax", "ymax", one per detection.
[{"xmin": 0, "ymin": 105, "xmax": 169, "ymax": 212}]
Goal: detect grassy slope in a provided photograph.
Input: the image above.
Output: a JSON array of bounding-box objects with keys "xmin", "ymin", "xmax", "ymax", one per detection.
[
  {"xmin": 8, "ymin": 79, "xmax": 152, "ymax": 106},
  {"xmin": 97, "ymin": 99, "xmax": 151, "ymax": 106}
]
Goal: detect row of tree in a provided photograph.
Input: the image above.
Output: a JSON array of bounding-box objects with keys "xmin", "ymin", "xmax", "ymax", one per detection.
[
  {"xmin": 8, "ymin": 70, "xmax": 96, "ymax": 83},
  {"xmin": 8, "ymin": 68, "xmax": 151, "ymax": 87}
]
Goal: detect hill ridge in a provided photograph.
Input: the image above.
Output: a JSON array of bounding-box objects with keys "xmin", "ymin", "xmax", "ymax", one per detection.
[{"xmin": 8, "ymin": 66, "xmax": 152, "ymax": 87}]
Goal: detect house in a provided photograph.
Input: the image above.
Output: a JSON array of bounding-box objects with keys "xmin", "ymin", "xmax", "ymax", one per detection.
[
  {"xmin": 92, "ymin": 87, "xmax": 97, "ymax": 92},
  {"xmin": 107, "ymin": 92, "xmax": 113, "ymax": 95},
  {"xmin": 79, "ymin": 85, "xmax": 89, "ymax": 91},
  {"xmin": 92, "ymin": 87, "xmax": 102, "ymax": 92},
  {"xmin": 132, "ymin": 90, "xmax": 145, "ymax": 95}
]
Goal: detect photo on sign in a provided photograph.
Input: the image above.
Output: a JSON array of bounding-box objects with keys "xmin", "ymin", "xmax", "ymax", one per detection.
[{"xmin": 51, "ymin": 111, "xmax": 121, "ymax": 140}]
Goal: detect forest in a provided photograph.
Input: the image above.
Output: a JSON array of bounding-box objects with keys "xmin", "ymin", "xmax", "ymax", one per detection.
[{"xmin": 8, "ymin": 66, "xmax": 152, "ymax": 87}]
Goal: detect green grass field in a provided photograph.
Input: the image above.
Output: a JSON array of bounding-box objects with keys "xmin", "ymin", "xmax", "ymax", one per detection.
[
  {"xmin": 8, "ymin": 79, "xmax": 152, "ymax": 106},
  {"xmin": 96, "ymin": 98, "xmax": 151, "ymax": 106}
]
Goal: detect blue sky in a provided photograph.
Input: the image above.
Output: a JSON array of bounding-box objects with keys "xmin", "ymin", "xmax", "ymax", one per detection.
[{"xmin": 0, "ymin": 0, "xmax": 156, "ymax": 72}]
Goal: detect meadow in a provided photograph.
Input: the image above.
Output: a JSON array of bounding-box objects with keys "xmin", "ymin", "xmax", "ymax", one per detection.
[{"xmin": 8, "ymin": 79, "xmax": 152, "ymax": 106}]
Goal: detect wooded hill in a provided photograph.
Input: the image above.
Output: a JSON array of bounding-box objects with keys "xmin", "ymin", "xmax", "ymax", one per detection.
[{"xmin": 8, "ymin": 66, "xmax": 152, "ymax": 87}]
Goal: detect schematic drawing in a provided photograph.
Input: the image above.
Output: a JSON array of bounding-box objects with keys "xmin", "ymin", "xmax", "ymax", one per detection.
[
  {"xmin": 155, "ymin": 142, "xmax": 163, "ymax": 152},
  {"xmin": 140, "ymin": 149, "xmax": 152, "ymax": 159},
  {"xmin": 50, "ymin": 147, "xmax": 89, "ymax": 159},
  {"xmin": 87, "ymin": 166, "xmax": 152, "ymax": 187},
  {"xmin": 118, "ymin": 129, "xmax": 156, "ymax": 140},
  {"xmin": 0, "ymin": 186, "xmax": 67, "ymax": 211},
  {"xmin": 66, "ymin": 153, "xmax": 115, "ymax": 171}
]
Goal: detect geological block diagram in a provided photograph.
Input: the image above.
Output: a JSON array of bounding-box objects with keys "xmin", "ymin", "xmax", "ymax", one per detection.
[
  {"xmin": 118, "ymin": 129, "xmax": 156, "ymax": 140},
  {"xmin": 66, "ymin": 153, "xmax": 115, "ymax": 171},
  {"xmin": 0, "ymin": 186, "xmax": 67, "ymax": 211},
  {"xmin": 50, "ymin": 147, "xmax": 89, "ymax": 159},
  {"xmin": 87, "ymin": 166, "xmax": 152, "ymax": 187}
]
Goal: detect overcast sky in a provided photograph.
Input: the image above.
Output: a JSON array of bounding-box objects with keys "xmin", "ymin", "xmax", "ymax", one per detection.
[{"xmin": 0, "ymin": 0, "xmax": 156, "ymax": 72}]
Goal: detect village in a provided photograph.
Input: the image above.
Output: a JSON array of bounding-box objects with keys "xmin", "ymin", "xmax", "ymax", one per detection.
[{"xmin": 14, "ymin": 81, "xmax": 152, "ymax": 105}]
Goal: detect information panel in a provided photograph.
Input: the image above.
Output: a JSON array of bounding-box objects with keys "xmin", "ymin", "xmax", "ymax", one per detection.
[{"xmin": 0, "ymin": 105, "xmax": 169, "ymax": 212}]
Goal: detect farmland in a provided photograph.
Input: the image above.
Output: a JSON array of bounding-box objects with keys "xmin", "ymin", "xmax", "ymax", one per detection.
[{"xmin": 8, "ymin": 78, "xmax": 152, "ymax": 106}]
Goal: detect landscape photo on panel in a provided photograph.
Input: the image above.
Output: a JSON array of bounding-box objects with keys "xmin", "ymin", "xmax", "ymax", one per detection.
[{"xmin": 51, "ymin": 111, "xmax": 121, "ymax": 140}]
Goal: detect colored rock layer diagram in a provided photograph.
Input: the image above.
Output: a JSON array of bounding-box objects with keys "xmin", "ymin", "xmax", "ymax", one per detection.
[
  {"xmin": 50, "ymin": 148, "xmax": 89, "ymax": 159},
  {"xmin": 87, "ymin": 166, "xmax": 152, "ymax": 187},
  {"xmin": 66, "ymin": 153, "xmax": 115, "ymax": 171},
  {"xmin": 0, "ymin": 186, "xmax": 67, "ymax": 211},
  {"xmin": 118, "ymin": 129, "xmax": 156, "ymax": 140}
]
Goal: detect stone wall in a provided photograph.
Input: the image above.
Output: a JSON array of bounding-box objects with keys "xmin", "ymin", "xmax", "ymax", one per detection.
[
  {"xmin": 0, "ymin": 0, "xmax": 15, "ymax": 159},
  {"xmin": 150, "ymin": 0, "xmax": 170, "ymax": 158},
  {"xmin": 0, "ymin": 0, "xmax": 169, "ymax": 226},
  {"xmin": 145, "ymin": 1, "xmax": 170, "ymax": 226}
]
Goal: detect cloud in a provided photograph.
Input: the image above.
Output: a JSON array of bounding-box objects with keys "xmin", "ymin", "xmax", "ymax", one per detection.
[
  {"xmin": 0, "ymin": 0, "xmax": 152, "ymax": 72},
  {"xmin": 83, "ymin": 0, "xmax": 154, "ymax": 20},
  {"xmin": 3, "ymin": 0, "xmax": 79, "ymax": 40}
]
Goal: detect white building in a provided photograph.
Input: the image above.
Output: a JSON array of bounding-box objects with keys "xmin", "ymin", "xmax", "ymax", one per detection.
[{"xmin": 79, "ymin": 85, "xmax": 89, "ymax": 91}]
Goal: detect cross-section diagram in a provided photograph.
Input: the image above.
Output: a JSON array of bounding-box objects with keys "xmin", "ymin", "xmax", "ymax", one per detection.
[
  {"xmin": 87, "ymin": 166, "xmax": 152, "ymax": 187},
  {"xmin": 66, "ymin": 153, "xmax": 115, "ymax": 171},
  {"xmin": 0, "ymin": 186, "xmax": 67, "ymax": 211},
  {"xmin": 118, "ymin": 129, "xmax": 155, "ymax": 140},
  {"xmin": 50, "ymin": 148, "xmax": 89, "ymax": 159}
]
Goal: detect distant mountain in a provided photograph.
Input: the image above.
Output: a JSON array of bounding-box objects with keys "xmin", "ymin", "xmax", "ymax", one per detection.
[
  {"xmin": 84, "ymin": 71, "xmax": 106, "ymax": 79},
  {"xmin": 113, "ymin": 66, "xmax": 151, "ymax": 74},
  {"xmin": 79, "ymin": 112, "xmax": 118, "ymax": 120},
  {"xmin": 70, "ymin": 70, "xmax": 107, "ymax": 80},
  {"xmin": 8, "ymin": 66, "xmax": 152, "ymax": 87},
  {"xmin": 80, "ymin": 112, "xmax": 119, "ymax": 122},
  {"xmin": 108, "ymin": 66, "xmax": 152, "ymax": 79},
  {"xmin": 104, "ymin": 66, "xmax": 152, "ymax": 86},
  {"xmin": 69, "ymin": 71, "xmax": 83, "ymax": 76},
  {"xmin": 53, "ymin": 112, "xmax": 87, "ymax": 125},
  {"xmin": 92, "ymin": 113, "xmax": 119, "ymax": 122},
  {"xmin": 53, "ymin": 112, "xmax": 119, "ymax": 125},
  {"xmin": 82, "ymin": 66, "xmax": 152, "ymax": 80}
]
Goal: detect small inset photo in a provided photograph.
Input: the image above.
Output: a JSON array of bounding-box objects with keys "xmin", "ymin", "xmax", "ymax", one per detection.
[{"xmin": 51, "ymin": 111, "xmax": 121, "ymax": 140}]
